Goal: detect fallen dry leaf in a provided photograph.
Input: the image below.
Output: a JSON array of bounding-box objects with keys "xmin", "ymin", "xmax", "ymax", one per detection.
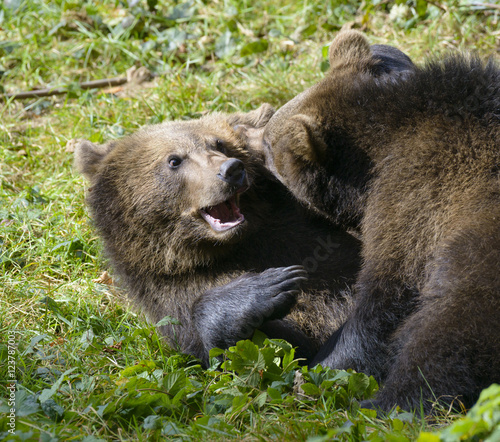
[{"xmin": 92, "ymin": 271, "xmax": 113, "ymax": 285}]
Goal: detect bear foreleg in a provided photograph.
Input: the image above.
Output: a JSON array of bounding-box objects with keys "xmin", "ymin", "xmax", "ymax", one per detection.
[{"xmin": 191, "ymin": 265, "xmax": 309, "ymax": 365}]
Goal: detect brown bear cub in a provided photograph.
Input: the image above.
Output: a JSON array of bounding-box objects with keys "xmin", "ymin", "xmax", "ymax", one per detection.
[
  {"xmin": 75, "ymin": 105, "xmax": 361, "ymax": 366},
  {"xmin": 261, "ymin": 30, "xmax": 500, "ymax": 412}
]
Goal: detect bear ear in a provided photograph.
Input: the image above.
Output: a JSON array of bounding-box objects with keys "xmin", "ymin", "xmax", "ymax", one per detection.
[
  {"xmin": 228, "ymin": 103, "xmax": 276, "ymax": 129},
  {"xmin": 231, "ymin": 104, "xmax": 276, "ymax": 157},
  {"xmin": 328, "ymin": 30, "xmax": 371, "ymax": 68},
  {"xmin": 287, "ymin": 114, "xmax": 328, "ymax": 163},
  {"xmin": 74, "ymin": 139, "xmax": 115, "ymax": 180}
]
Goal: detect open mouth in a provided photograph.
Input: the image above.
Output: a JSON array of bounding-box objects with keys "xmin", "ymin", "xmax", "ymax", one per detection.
[{"xmin": 200, "ymin": 193, "xmax": 245, "ymax": 232}]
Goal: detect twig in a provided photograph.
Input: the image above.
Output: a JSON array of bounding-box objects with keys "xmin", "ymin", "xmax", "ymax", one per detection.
[
  {"xmin": 480, "ymin": 2, "xmax": 500, "ymax": 11},
  {"xmin": 465, "ymin": 2, "xmax": 500, "ymax": 11},
  {"xmin": 1, "ymin": 77, "xmax": 127, "ymax": 100},
  {"xmin": 426, "ymin": 1, "xmax": 448, "ymax": 13}
]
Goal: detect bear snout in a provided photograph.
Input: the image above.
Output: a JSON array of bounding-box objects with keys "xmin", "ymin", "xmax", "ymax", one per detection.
[{"xmin": 217, "ymin": 158, "xmax": 246, "ymax": 188}]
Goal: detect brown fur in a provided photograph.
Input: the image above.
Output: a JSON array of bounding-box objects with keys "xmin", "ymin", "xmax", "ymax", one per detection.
[
  {"xmin": 75, "ymin": 105, "xmax": 361, "ymax": 365},
  {"xmin": 261, "ymin": 31, "xmax": 500, "ymax": 412}
]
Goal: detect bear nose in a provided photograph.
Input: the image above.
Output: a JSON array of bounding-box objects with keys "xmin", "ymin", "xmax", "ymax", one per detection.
[{"xmin": 217, "ymin": 158, "xmax": 246, "ymax": 187}]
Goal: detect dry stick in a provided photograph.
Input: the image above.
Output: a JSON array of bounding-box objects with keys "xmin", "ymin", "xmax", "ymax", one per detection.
[
  {"xmin": 1, "ymin": 77, "xmax": 128, "ymax": 100},
  {"xmin": 481, "ymin": 3, "xmax": 500, "ymax": 11},
  {"xmin": 426, "ymin": 1, "xmax": 448, "ymax": 12},
  {"xmin": 425, "ymin": 1, "xmax": 499, "ymax": 13}
]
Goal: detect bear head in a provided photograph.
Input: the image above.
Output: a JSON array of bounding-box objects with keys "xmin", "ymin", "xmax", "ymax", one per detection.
[
  {"xmin": 75, "ymin": 104, "xmax": 276, "ymax": 275},
  {"xmin": 259, "ymin": 31, "xmax": 414, "ymax": 227}
]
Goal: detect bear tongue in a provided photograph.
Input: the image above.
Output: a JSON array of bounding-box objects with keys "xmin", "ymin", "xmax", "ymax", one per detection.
[
  {"xmin": 201, "ymin": 197, "xmax": 245, "ymax": 232},
  {"xmin": 208, "ymin": 201, "xmax": 232, "ymax": 221}
]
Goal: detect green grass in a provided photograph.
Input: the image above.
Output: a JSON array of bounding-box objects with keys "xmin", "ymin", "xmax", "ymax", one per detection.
[{"xmin": 1, "ymin": 0, "xmax": 499, "ymax": 440}]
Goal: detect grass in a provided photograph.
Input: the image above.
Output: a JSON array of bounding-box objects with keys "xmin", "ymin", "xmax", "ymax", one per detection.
[{"xmin": 1, "ymin": 0, "xmax": 499, "ymax": 440}]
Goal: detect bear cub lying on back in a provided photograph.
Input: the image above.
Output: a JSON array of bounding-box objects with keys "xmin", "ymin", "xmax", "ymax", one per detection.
[
  {"xmin": 261, "ymin": 30, "xmax": 500, "ymax": 412},
  {"xmin": 75, "ymin": 105, "xmax": 361, "ymax": 366}
]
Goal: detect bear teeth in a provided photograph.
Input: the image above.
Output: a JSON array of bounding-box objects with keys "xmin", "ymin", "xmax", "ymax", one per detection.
[{"xmin": 200, "ymin": 196, "xmax": 245, "ymax": 232}]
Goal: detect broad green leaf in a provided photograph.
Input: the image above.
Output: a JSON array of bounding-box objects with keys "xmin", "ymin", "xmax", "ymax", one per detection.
[
  {"xmin": 300, "ymin": 383, "xmax": 321, "ymax": 396},
  {"xmin": 230, "ymin": 393, "xmax": 249, "ymax": 414},
  {"xmin": 15, "ymin": 391, "xmax": 40, "ymax": 417},
  {"xmin": 215, "ymin": 31, "xmax": 236, "ymax": 59},
  {"xmin": 392, "ymin": 418, "xmax": 404, "ymax": 431},
  {"xmin": 240, "ymin": 39, "xmax": 268, "ymax": 57},
  {"xmin": 143, "ymin": 414, "xmax": 162, "ymax": 430},
  {"xmin": 348, "ymin": 372, "xmax": 370, "ymax": 398},
  {"xmin": 120, "ymin": 361, "xmax": 156, "ymax": 378},
  {"xmin": 39, "ymin": 368, "xmax": 77, "ymax": 403},
  {"xmin": 253, "ymin": 392, "xmax": 267, "ymax": 408},
  {"xmin": 163, "ymin": 372, "xmax": 186, "ymax": 396},
  {"xmin": 267, "ymin": 387, "xmax": 282, "ymax": 401},
  {"xmin": 209, "ymin": 347, "xmax": 225, "ymax": 359},
  {"xmin": 40, "ymin": 399, "xmax": 64, "ymax": 422},
  {"xmin": 79, "ymin": 328, "xmax": 95, "ymax": 350},
  {"xmin": 81, "ymin": 437, "xmax": 107, "ymax": 442},
  {"xmin": 416, "ymin": 433, "xmax": 440, "ymax": 442},
  {"xmin": 416, "ymin": 0, "xmax": 428, "ymax": 17},
  {"xmin": 155, "ymin": 315, "xmax": 181, "ymax": 327}
]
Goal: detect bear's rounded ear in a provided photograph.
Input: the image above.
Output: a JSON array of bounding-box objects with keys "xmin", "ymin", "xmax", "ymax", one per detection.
[
  {"xmin": 287, "ymin": 114, "xmax": 328, "ymax": 163},
  {"xmin": 230, "ymin": 104, "xmax": 276, "ymax": 158},
  {"xmin": 228, "ymin": 103, "xmax": 276, "ymax": 129},
  {"xmin": 74, "ymin": 139, "xmax": 115, "ymax": 180},
  {"xmin": 328, "ymin": 30, "xmax": 371, "ymax": 68}
]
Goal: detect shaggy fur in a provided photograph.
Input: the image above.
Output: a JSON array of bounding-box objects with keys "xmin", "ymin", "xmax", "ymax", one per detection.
[
  {"xmin": 75, "ymin": 105, "xmax": 361, "ymax": 366},
  {"xmin": 261, "ymin": 31, "xmax": 500, "ymax": 412}
]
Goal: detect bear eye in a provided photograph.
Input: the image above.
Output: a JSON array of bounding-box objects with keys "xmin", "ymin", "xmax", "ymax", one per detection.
[
  {"xmin": 168, "ymin": 156, "xmax": 183, "ymax": 169},
  {"xmin": 215, "ymin": 139, "xmax": 226, "ymax": 154}
]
